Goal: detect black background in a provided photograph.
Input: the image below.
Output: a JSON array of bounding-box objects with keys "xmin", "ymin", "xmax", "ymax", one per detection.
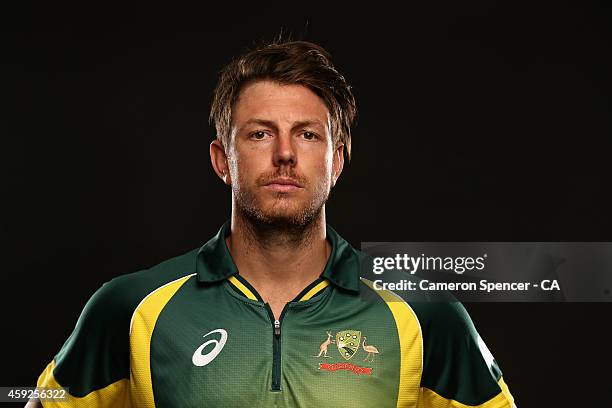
[{"xmin": 2, "ymin": 4, "xmax": 612, "ymax": 407}]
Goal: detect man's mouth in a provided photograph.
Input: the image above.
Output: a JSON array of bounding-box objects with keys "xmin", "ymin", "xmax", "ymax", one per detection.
[{"xmin": 263, "ymin": 178, "xmax": 304, "ymax": 193}]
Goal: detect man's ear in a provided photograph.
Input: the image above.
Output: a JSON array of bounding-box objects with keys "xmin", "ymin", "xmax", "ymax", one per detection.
[
  {"xmin": 331, "ymin": 143, "xmax": 345, "ymax": 188},
  {"xmin": 210, "ymin": 139, "xmax": 232, "ymax": 186}
]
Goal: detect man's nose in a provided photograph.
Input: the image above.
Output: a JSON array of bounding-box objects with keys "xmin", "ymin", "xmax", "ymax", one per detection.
[{"xmin": 273, "ymin": 133, "xmax": 296, "ymax": 167}]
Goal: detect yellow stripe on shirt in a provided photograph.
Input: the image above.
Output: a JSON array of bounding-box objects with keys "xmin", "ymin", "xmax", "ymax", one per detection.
[
  {"xmin": 228, "ymin": 276, "xmax": 258, "ymax": 300},
  {"xmin": 300, "ymin": 280, "xmax": 330, "ymax": 301},
  {"xmin": 418, "ymin": 378, "xmax": 514, "ymax": 408},
  {"xmin": 37, "ymin": 360, "xmax": 131, "ymax": 408},
  {"xmin": 361, "ymin": 278, "xmax": 423, "ymax": 408},
  {"xmin": 129, "ymin": 273, "xmax": 194, "ymax": 407}
]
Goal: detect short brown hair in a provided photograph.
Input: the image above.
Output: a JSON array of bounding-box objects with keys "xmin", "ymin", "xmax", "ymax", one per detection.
[{"xmin": 209, "ymin": 40, "xmax": 357, "ymax": 160}]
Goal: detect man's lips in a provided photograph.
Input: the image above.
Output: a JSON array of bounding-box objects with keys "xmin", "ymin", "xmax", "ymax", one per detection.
[{"xmin": 263, "ymin": 178, "xmax": 304, "ymax": 192}]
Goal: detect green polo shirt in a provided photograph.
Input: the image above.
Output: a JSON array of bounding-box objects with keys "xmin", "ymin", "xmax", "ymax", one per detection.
[{"xmin": 37, "ymin": 221, "xmax": 515, "ymax": 407}]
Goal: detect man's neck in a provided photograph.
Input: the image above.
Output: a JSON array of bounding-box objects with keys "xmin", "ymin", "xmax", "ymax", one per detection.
[{"xmin": 226, "ymin": 211, "xmax": 331, "ymax": 318}]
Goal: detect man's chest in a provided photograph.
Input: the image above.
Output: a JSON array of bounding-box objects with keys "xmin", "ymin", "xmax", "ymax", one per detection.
[{"xmin": 135, "ymin": 285, "xmax": 412, "ymax": 407}]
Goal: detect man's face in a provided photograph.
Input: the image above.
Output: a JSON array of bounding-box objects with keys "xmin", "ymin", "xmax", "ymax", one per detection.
[{"xmin": 224, "ymin": 80, "xmax": 343, "ymax": 227}]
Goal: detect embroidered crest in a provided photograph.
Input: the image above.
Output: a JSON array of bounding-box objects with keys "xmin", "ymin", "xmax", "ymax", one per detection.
[
  {"xmin": 336, "ymin": 330, "xmax": 361, "ymax": 360},
  {"xmin": 313, "ymin": 329, "xmax": 381, "ymax": 375}
]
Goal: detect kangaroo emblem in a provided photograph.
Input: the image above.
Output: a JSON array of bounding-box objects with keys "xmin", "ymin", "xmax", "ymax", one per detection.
[{"xmin": 314, "ymin": 331, "xmax": 335, "ymax": 358}]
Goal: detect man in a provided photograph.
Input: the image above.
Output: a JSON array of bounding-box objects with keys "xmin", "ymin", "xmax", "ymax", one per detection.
[{"xmin": 28, "ymin": 40, "xmax": 516, "ymax": 407}]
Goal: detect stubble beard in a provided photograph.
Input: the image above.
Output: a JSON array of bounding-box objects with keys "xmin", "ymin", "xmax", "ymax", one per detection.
[{"xmin": 232, "ymin": 174, "xmax": 330, "ymax": 236}]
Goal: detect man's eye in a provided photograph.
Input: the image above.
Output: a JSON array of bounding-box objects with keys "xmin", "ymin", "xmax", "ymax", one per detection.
[
  {"xmin": 251, "ymin": 131, "xmax": 267, "ymax": 140},
  {"xmin": 302, "ymin": 132, "xmax": 316, "ymax": 140}
]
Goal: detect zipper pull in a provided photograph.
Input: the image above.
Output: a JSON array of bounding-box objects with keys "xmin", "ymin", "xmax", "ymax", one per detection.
[{"xmin": 274, "ymin": 319, "xmax": 281, "ymax": 336}]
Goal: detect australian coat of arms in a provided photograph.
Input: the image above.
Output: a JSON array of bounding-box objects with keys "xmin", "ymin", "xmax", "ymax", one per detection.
[{"xmin": 335, "ymin": 330, "xmax": 361, "ymax": 360}]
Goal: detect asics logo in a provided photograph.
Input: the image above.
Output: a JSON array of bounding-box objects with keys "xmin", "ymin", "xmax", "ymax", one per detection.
[{"xmin": 192, "ymin": 329, "xmax": 228, "ymax": 367}]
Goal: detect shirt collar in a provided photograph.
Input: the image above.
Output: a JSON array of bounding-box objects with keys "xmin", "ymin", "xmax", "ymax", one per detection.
[{"xmin": 196, "ymin": 220, "xmax": 361, "ymax": 293}]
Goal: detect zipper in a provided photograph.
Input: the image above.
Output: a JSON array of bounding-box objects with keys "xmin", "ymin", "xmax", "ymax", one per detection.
[{"xmin": 265, "ymin": 303, "xmax": 288, "ymax": 392}]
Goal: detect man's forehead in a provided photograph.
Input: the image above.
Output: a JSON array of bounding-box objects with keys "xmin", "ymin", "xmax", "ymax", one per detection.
[
  {"xmin": 238, "ymin": 117, "xmax": 328, "ymax": 131},
  {"xmin": 232, "ymin": 81, "xmax": 331, "ymax": 129}
]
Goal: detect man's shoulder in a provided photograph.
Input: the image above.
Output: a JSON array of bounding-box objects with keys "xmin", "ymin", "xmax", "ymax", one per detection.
[
  {"xmin": 82, "ymin": 247, "xmax": 201, "ymax": 321},
  {"xmin": 48, "ymin": 247, "xmax": 202, "ymax": 395},
  {"xmin": 407, "ymin": 298, "xmax": 475, "ymax": 336},
  {"xmin": 356, "ymin": 253, "xmax": 473, "ymax": 335},
  {"xmin": 112, "ymin": 246, "xmax": 200, "ymax": 292}
]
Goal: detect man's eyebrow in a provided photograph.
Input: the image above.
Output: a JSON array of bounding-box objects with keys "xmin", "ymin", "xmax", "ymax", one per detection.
[{"xmin": 238, "ymin": 118, "xmax": 328, "ymax": 132}]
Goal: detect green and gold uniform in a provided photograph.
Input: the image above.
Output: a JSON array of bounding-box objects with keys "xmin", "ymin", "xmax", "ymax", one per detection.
[{"xmin": 37, "ymin": 222, "xmax": 515, "ymax": 407}]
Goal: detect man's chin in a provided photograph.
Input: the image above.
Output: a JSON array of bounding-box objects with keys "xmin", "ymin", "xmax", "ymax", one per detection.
[
  {"xmin": 258, "ymin": 209, "xmax": 312, "ymax": 226},
  {"xmin": 234, "ymin": 189, "xmax": 328, "ymax": 229},
  {"xmin": 243, "ymin": 203, "xmax": 322, "ymax": 229}
]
